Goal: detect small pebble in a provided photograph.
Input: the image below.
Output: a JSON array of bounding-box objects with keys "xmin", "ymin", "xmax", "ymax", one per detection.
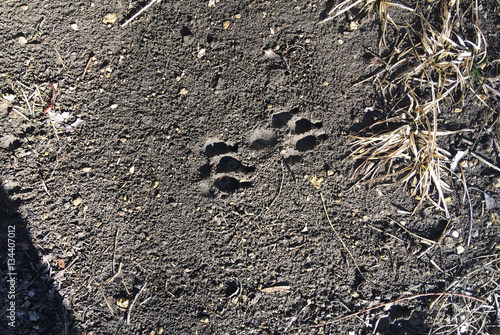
[
  {"xmin": 73, "ymin": 197, "xmax": 82, "ymax": 206},
  {"xmin": 456, "ymin": 245, "xmax": 465, "ymax": 255},
  {"xmin": 451, "ymin": 229, "xmax": 460, "ymax": 238},
  {"xmin": 103, "ymin": 13, "xmax": 117, "ymax": 24},
  {"xmin": 18, "ymin": 36, "xmax": 27, "ymax": 45}
]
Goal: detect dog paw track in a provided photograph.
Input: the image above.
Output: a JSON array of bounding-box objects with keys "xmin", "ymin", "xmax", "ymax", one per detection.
[
  {"xmin": 251, "ymin": 107, "xmax": 327, "ymax": 163},
  {"xmin": 199, "ymin": 141, "xmax": 255, "ymax": 194}
]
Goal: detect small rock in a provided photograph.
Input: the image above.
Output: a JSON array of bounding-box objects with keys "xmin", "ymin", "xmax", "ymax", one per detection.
[
  {"xmin": 103, "ymin": 13, "xmax": 117, "ymax": 24},
  {"xmin": 73, "ymin": 197, "xmax": 82, "ymax": 206},
  {"xmin": 18, "ymin": 36, "xmax": 28, "ymax": 45},
  {"xmin": 485, "ymin": 192, "xmax": 497, "ymax": 210},
  {"xmin": 179, "ymin": 88, "xmax": 188, "ymax": 95},
  {"xmin": 349, "ymin": 21, "xmax": 360, "ymax": 30},
  {"xmin": 223, "ymin": 21, "xmax": 230, "ymax": 29},
  {"xmin": 492, "ymin": 176, "xmax": 500, "ymax": 188},
  {"xmin": 208, "ymin": 0, "xmax": 218, "ymax": 7},
  {"xmin": 70, "ymin": 22, "xmax": 79, "ymax": 31},
  {"xmin": 456, "ymin": 245, "xmax": 465, "ymax": 255},
  {"xmin": 20, "ymin": 4, "xmax": 28, "ymax": 10}
]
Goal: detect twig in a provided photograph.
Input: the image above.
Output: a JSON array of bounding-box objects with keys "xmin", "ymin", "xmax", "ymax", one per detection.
[
  {"xmin": 267, "ymin": 158, "xmax": 285, "ymax": 211},
  {"xmin": 460, "ymin": 166, "xmax": 474, "ymax": 247},
  {"xmin": 126, "ymin": 282, "xmax": 148, "ymax": 325},
  {"xmin": 390, "ymin": 218, "xmax": 436, "ymax": 246},
  {"xmin": 17, "ymin": 82, "xmax": 33, "ymax": 115},
  {"xmin": 320, "ymin": 192, "xmax": 366, "ymax": 281},
  {"xmin": 11, "ymin": 108, "xmax": 29, "ymax": 120},
  {"xmin": 121, "ymin": 0, "xmax": 161, "ymax": 28},
  {"xmin": 54, "ymin": 255, "xmax": 80, "ymax": 280},
  {"xmin": 120, "ymin": 268, "xmax": 131, "ymax": 296},
  {"xmin": 112, "ymin": 228, "xmax": 120, "ymax": 273},
  {"xmin": 470, "ymin": 151, "xmax": 500, "ymax": 173},
  {"xmin": 99, "ymin": 285, "xmax": 115, "ymax": 317},
  {"xmin": 298, "ymin": 292, "xmax": 491, "ymax": 329},
  {"xmin": 107, "ymin": 262, "xmax": 123, "ymax": 283}
]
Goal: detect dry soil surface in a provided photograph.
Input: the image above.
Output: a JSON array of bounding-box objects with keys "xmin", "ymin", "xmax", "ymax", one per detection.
[{"xmin": 1, "ymin": 1, "xmax": 500, "ymax": 334}]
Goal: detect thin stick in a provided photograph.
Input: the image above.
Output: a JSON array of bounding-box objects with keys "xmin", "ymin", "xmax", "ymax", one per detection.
[
  {"xmin": 320, "ymin": 192, "xmax": 365, "ymax": 281},
  {"xmin": 120, "ymin": 268, "xmax": 131, "ymax": 296},
  {"xmin": 17, "ymin": 82, "xmax": 33, "ymax": 115},
  {"xmin": 267, "ymin": 158, "xmax": 285, "ymax": 211},
  {"xmin": 470, "ymin": 151, "xmax": 500, "ymax": 173},
  {"xmin": 11, "ymin": 108, "xmax": 29, "ymax": 120},
  {"xmin": 299, "ymin": 292, "xmax": 490, "ymax": 329},
  {"xmin": 126, "ymin": 282, "xmax": 148, "ymax": 325},
  {"xmin": 112, "ymin": 228, "xmax": 120, "ymax": 273},
  {"xmin": 99, "ymin": 285, "xmax": 115, "ymax": 317},
  {"xmin": 121, "ymin": 0, "xmax": 161, "ymax": 28},
  {"xmin": 460, "ymin": 166, "xmax": 474, "ymax": 247},
  {"xmin": 107, "ymin": 262, "xmax": 123, "ymax": 283},
  {"xmin": 390, "ymin": 218, "xmax": 436, "ymax": 246}
]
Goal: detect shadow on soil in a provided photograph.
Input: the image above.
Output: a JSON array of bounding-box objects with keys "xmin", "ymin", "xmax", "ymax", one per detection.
[{"xmin": 0, "ymin": 182, "xmax": 74, "ymax": 334}]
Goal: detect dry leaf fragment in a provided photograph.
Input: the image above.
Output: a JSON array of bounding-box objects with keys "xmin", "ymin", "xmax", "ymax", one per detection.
[
  {"xmin": 309, "ymin": 174, "xmax": 324, "ymax": 189},
  {"xmin": 116, "ymin": 297, "xmax": 129, "ymax": 309},
  {"xmin": 260, "ymin": 286, "xmax": 291, "ymax": 293},
  {"xmin": 2, "ymin": 93, "xmax": 16, "ymax": 101}
]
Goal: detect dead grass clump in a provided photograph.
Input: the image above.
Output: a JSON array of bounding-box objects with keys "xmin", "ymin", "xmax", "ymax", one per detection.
[{"xmin": 336, "ymin": 0, "xmax": 490, "ymax": 216}]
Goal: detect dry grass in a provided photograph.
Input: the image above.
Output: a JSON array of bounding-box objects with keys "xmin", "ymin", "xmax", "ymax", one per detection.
[{"xmin": 342, "ymin": 0, "xmax": 490, "ymax": 216}]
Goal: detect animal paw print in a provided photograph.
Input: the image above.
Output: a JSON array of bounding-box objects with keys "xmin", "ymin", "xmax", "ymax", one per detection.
[
  {"xmin": 199, "ymin": 142, "xmax": 255, "ymax": 194},
  {"xmin": 251, "ymin": 108, "xmax": 327, "ymax": 163},
  {"xmin": 198, "ymin": 109, "xmax": 326, "ymax": 195}
]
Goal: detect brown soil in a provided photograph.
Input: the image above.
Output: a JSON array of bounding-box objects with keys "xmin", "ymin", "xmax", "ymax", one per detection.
[{"xmin": 1, "ymin": 1, "xmax": 499, "ymax": 334}]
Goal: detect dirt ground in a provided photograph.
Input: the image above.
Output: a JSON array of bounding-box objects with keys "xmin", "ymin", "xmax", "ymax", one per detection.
[{"xmin": 1, "ymin": 0, "xmax": 500, "ymax": 334}]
